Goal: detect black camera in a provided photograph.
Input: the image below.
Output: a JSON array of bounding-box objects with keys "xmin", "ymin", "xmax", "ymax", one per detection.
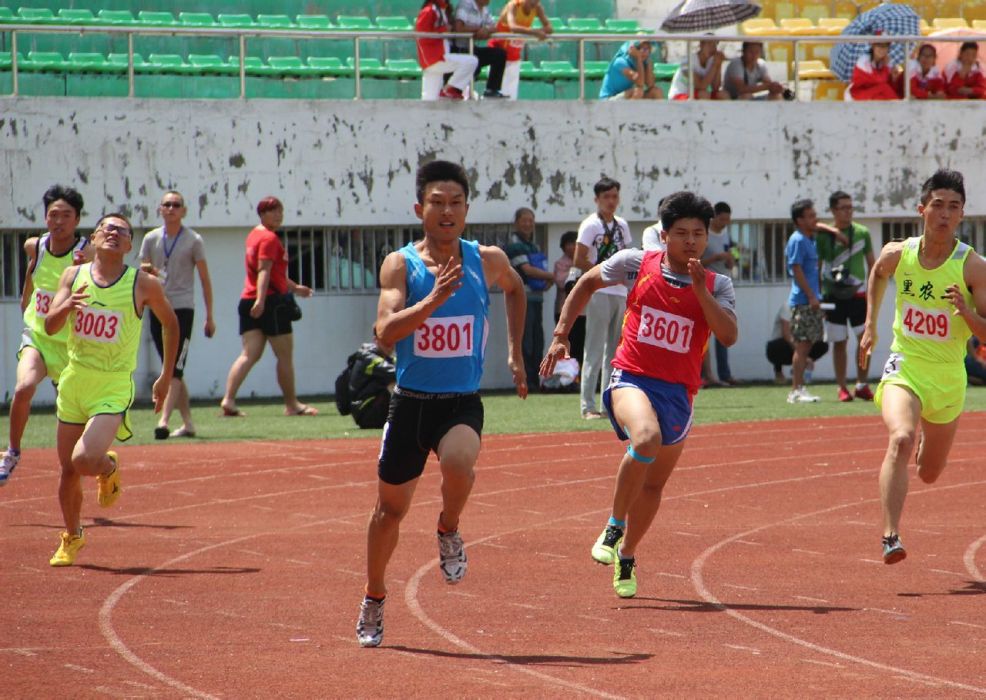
[{"xmin": 782, "ymin": 88, "xmax": 795, "ymax": 101}]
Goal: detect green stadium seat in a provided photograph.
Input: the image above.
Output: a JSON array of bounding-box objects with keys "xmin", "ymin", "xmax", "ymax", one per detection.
[
  {"xmin": 68, "ymin": 52, "xmax": 115, "ymax": 73},
  {"xmin": 108, "ymin": 52, "xmax": 148, "ymax": 69},
  {"xmin": 384, "ymin": 58, "xmax": 421, "ymax": 77},
  {"xmin": 58, "ymin": 9, "xmax": 97, "ymax": 25},
  {"xmin": 218, "ymin": 14, "xmax": 257, "ymax": 28},
  {"xmin": 188, "ymin": 54, "xmax": 237, "ymax": 74},
  {"xmin": 179, "ymin": 12, "xmax": 218, "ymax": 27},
  {"xmin": 604, "ymin": 19, "xmax": 639, "ymax": 33},
  {"xmin": 583, "ymin": 60, "xmax": 609, "ymax": 78},
  {"xmin": 17, "ymin": 8, "xmax": 58, "ymax": 24},
  {"xmin": 138, "ymin": 11, "xmax": 176, "ymax": 27},
  {"xmin": 346, "ymin": 56, "xmax": 386, "ymax": 77},
  {"xmin": 0, "ymin": 51, "xmax": 17, "ymax": 68},
  {"xmin": 376, "ymin": 16, "xmax": 413, "ymax": 31},
  {"xmin": 98, "ymin": 10, "xmax": 137, "ymax": 25},
  {"xmin": 258, "ymin": 15, "xmax": 296, "ymax": 28},
  {"xmin": 147, "ymin": 53, "xmax": 193, "ymax": 74},
  {"xmin": 539, "ymin": 60, "xmax": 579, "ymax": 79},
  {"xmin": 297, "ymin": 15, "xmax": 334, "ymax": 30},
  {"xmin": 0, "ymin": 8, "xmax": 16, "ymax": 23},
  {"xmin": 565, "ymin": 18, "xmax": 604, "ymax": 32},
  {"xmin": 337, "ymin": 16, "xmax": 375, "ymax": 30},
  {"xmin": 307, "ymin": 56, "xmax": 351, "ymax": 76},
  {"xmin": 26, "ymin": 51, "xmax": 67, "ymax": 71},
  {"xmin": 267, "ymin": 56, "xmax": 312, "ymax": 76},
  {"xmin": 518, "ymin": 60, "xmax": 549, "ymax": 80},
  {"xmin": 653, "ymin": 62, "xmax": 678, "ymax": 81},
  {"xmin": 533, "ymin": 16, "xmax": 565, "ymax": 30},
  {"xmin": 227, "ymin": 55, "xmax": 272, "ymax": 76}
]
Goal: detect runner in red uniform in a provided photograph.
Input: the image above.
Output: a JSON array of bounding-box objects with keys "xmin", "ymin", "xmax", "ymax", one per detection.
[{"xmin": 541, "ymin": 191, "xmax": 738, "ymax": 598}]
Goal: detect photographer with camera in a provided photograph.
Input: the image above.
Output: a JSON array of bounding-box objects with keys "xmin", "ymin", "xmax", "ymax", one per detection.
[{"xmin": 818, "ymin": 191, "xmax": 875, "ymax": 402}]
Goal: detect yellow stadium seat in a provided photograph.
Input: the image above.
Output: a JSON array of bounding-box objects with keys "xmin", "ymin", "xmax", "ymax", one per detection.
[
  {"xmin": 797, "ymin": 59, "xmax": 834, "ymax": 80},
  {"xmin": 741, "ymin": 18, "xmax": 782, "ymax": 36},
  {"xmin": 818, "ymin": 17, "xmax": 849, "ymax": 33},
  {"xmin": 919, "ymin": 19, "xmax": 933, "ymax": 35},
  {"xmin": 932, "ymin": 18, "xmax": 969, "ymax": 30},
  {"xmin": 973, "ymin": 20, "xmax": 986, "ymax": 30},
  {"xmin": 801, "ymin": 4, "xmax": 828, "ymax": 24},
  {"xmin": 779, "ymin": 18, "xmax": 813, "ymax": 34},
  {"xmin": 813, "ymin": 79, "xmax": 845, "ymax": 101}
]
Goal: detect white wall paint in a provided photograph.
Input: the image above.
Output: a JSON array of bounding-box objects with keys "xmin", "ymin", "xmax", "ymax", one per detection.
[{"xmin": 0, "ymin": 98, "xmax": 970, "ymax": 402}]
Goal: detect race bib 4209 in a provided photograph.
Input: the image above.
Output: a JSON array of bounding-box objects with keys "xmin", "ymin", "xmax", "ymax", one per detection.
[
  {"xmin": 73, "ymin": 307, "xmax": 122, "ymax": 343},
  {"xmin": 901, "ymin": 302, "xmax": 950, "ymax": 342},
  {"xmin": 636, "ymin": 306, "xmax": 694, "ymax": 354},
  {"xmin": 414, "ymin": 314, "xmax": 475, "ymax": 358}
]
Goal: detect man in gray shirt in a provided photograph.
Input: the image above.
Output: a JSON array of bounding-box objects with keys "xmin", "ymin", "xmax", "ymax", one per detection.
[
  {"xmin": 139, "ymin": 190, "xmax": 215, "ymax": 439},
  {"xmin": 700, "ymin": 201, "xmax": 739, "ymax": 384},
  {"xmin": 724, "ymin": 41, "xmax": 786, "ymax": 100},
  {"xmin": 452, "ymin": 0, "xmax": 508, "ymax": 98}
]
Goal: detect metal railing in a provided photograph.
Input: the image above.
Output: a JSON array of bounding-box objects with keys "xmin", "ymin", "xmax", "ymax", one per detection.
[{"xmin": 2, "ymin": 23, "xmax": 985, "ymax": 100}]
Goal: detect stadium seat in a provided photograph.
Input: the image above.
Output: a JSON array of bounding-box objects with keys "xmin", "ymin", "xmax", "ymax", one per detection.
[
  {"xmin": 932, "ymin": 18, "xmax": 968, "ymax": 30},
  {"xmin": 919, "ymin": 19, "xmax": 933, "ymax": 35},
  {"xmin": 565, "ymin": 18, "xmax": 604, "ymax": 32},
  {"xmin": 0, "ymin": 8, "xmax": 16, "ymax": 23},
  {"xmin": 188, "ymin": 54, "xmax": 237, "ymax": 74},
  {"xmin": 817, "ymin": 17, "xmax": 849, "ymax": 33},
  {"xmin": 226, "ymin": 55, "xmax": 272, "ymax": 76},
  {"xmin": 518, "ymin": 60, "xmax": 549, "ymax": 79},
  {"xmin": 604, "ymin": 19, "xmax": 639, "ymax": 33},
  {"xmin": 974, "ymin": 20, "xmax": 986, "ymax": 30},
  {"xmin": 267, "ymin": 56, "xmax": 311, "ymax": 77},
  {"xmin": 652, "ymin": 63, "xmax": 678, "ymax": 81},
  {"xmin": 583, "ymin": 60, "xmax": 609, "ymax": 78},
  {"xmin": 179, "ymin": 12, "xmax": 218, "ymax": 27},
  {"xmin": 376, "ymin": 16, "xmax": 413, "ymax": 31},
  {"xmin": 138, "ymin": 12, "xmax": 176, "ymax": 27},
  {"xmin": 258, "ymin": 15, "xmax": 296, "ymax": 28},
  {"xmin": 539, "ymin": 60, "xmax": 580, "ymax": 79},
  {"xmin": 58, "ymin": 9, "xmax": 97, "ymax": 25},
  {"xmin": 306, "ymin": 56, "xmax": 351, "ymax": 76},
  {"xmin": 741, "ymin": 19, "xmax": 782, "ymax": 36},
  {"xmin": 17, "ymin": 8, "xmax": 58, "ymax": 24},
  {"xmin": 147, "ymin": 54, "xmax": 193, "ymax": 74},
  {"xmin": 0, "ymin": 51, "xmax": 14, "ymax": 67},
  {"xmin": 108, "ymin": 52, "xmax": 148, "ymax": 69},
  {"xmin": 533, "ymin": 16, "xmax": 565, "ymax": 30},
  {"xmin": 383, "ymin": 58, "xmax": 421, "ymax": 77},
  {"xmin": 346, "ymin": 56, "xmax": 386, "ymax": 77},
  {"xmin": 337, "ymin": 16, "xmax": 375, "ymax": 30},
  {"xmin": 297, "ymin": 15, "xmax": 334, "ymax": 30},
  {"xmin": 797, "ymin": 59, "xmax": 834, "ymax": 80},
  {"xmin": 778, "ymin": 18, "xmax": 815, "ymax": 35},
  {"xmin": 26, "ymin": 51, "xmax": 67, "ymax": 71},
  {"xmin": 68, "ymin": 52, "xmax": 115, "ymax": 73},
  {"xmin": 218, "ymin": 14, "xmax": 258, "ymax": 28},
  {"xmin": 98, "ymin": 10, "xmax": 137, "ymax": 25}
]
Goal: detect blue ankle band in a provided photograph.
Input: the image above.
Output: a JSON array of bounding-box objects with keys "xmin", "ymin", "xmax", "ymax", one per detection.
[
  {"xmin": 607, "ymin": 516, "xmax": 626, "ymax": 528},
  {"xmin": 626, "ymin": 445, "xmax": 655, "ymax": 464}
]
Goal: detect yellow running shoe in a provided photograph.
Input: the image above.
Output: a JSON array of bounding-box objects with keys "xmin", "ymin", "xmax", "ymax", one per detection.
[
  {"xmin": 613, "ymin": 555, "xmax": 637, "ymax": 598},
  {"xmin": 591, "ymin": 525, "xmax": 624, "ymax": 565},
  {"xmin": 50, "ymin": 530, "xmax": 86, "ymax": 567},
  {"xmin": 97, "ymin": 451, "xmax": 121, "ymax": 508}
]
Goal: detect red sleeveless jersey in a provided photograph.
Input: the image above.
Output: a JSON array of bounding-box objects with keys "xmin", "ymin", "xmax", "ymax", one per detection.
[{"xmin": 613, "ymin": 250, "xmax": 716, "ymax": 395}]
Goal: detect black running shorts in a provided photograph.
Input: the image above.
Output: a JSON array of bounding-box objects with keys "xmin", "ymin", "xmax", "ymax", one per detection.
[{"xmin": 377, "ymin": 389, "xmax": 484, "ymax": 485}]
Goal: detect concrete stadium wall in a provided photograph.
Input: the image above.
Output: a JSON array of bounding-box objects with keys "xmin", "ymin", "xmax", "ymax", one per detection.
[{"xmin": 0, "ymin": 98, "xmax": 975, "ymax": 403}]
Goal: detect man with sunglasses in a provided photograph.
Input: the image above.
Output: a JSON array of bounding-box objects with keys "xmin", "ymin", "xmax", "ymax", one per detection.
[
  {"xmin": 139, "ymin": 191, "xmax": 216, "ymax": 439},
  {"xmin": 44, "ymin": 213, "xmax": 178, "ymax": 566}
]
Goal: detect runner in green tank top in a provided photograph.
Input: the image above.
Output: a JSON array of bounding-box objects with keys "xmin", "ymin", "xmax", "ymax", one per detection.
[
  {"xmin": 2, "ymin": 186, "xmax": 90, "ymax": 487},
  {"xmin": 860, "ymin": 170, "xmax": 986, "ymax": 566},
  {"xmin": 43, "ymin": 213, "xmax": 178, "ymax": 567}
]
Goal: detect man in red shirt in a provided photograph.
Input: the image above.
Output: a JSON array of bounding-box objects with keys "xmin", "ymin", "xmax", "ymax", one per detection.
[{"xmin": 542, "ymin": 191, "xmax": 738, "ymax": 598}]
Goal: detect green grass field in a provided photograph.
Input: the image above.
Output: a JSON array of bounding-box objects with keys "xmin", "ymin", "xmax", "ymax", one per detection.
[{"xmin": 6, "ymin": 383, "xmax": 986, "ymax": 449}]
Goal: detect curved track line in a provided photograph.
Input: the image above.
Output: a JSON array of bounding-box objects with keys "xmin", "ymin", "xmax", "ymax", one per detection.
[
  {"xmin": 690, "ymin": 479, "xmax": 986, "ymax": 696},
  {"xmin": 964, "ymin": 534, "xmax": 986, "ymax": 581}
]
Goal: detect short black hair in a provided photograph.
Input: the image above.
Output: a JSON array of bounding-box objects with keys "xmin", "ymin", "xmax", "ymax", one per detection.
[
  {"xmin": 416, "ymin": 160, "xmax": 470, "ymax": 204},
  {"xmin": 514, "ymin": 207, "xmax": 535, "ymax": 222},
  {"xmin": 560, "ymin": 230, "xmax": 578, "ymax": 249},
  {"xmin": 43, "ymin": 185, "xmax": 84, "ymax": 217},
  {"xmin": 791, "ymin": 198, "xmax": 814, "ymax": 224},
  {"xmin": 594, "ymin": 176, "xmax": 621, "ymax": 197},
  {"xmin": 960, "ymin": 41, "xmax": 978, "ymax": 54},
  {"xmin": 713, "ymin": 201, "xmax": 731, "ymax": 216},
  {"xmin": 920, "ymin": 169, "xmax": 965, "ymax": 205},
  {"xmin": 95, "ymin": 212, "xmax": 133, "ymax": 236},
  {"xmin": 828, "ymin": 190, "xmax": 851, "ymax": 209},
  {"xmin": 659, "ymin": 191, "xmax": 714, "ymax": 231}
]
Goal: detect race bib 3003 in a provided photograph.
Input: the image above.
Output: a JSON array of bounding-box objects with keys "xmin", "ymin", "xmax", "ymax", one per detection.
[
  {"xmin": 73, "ymin": 307, "xmax": 122, "ymax": 343},
  {"xmin": 414, "ymin": 315, "xmax": 475, "ymax": 358},
  {"xmin": 901, "ymin": 302, "xmax": 950, "ymax": 342},
  {"xmin": 636, "ymin": 306, "xmax": 694, "ymax": 354}
]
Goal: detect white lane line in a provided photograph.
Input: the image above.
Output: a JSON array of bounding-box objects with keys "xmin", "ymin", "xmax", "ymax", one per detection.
[
  {"xmin": 655, "ymin": 572, "xmax": 687, "ymax": 580},
  {"xmin": 864, "ymin": 607, "xmax": 907, "ymax": 618},
  {"xmin": 673, "ymin": 531, "xmax": 701, "ymax": 538},
  {"xmin": 284, "ymin": 559, "xmax": 311, "ymax": 566},
  {"xmin": 722, "ymin": 583, "xmax": 759, "ymax": 592},
  {"xmin": 793, "ymin": 595, "xmax": 830, "ymax": 604},
  {"xmin": 950, "ymin": 621, "xmax": 986, "ymax": 630},
  {"xmin": 735, "ymin": 540, "xmax": 762, "ymax": 546},
  {"xmin": 792, "ymin": 549, "xmax": 824, "ymax": 556},
  {"xmin": 724, "ymin": 644, "xmax": 761, "ymax": 655},
  {"xmin": 578, "ymin": 615, "xmax": 611, "ymax": 623},
  {"xmin": 648, "ymin": 628, "xmax": 685, "ymax": 637},
  {"xmin": 802, "ymin": 658, "xmax": 842, "ymax": 669},
  {"xmin": 963, "ymin": 534, "xmax": 986, "ymax": 582},
  {"xmin": 64, "ymin": 663, "xmax": 95, "ymax": 673},
  {"xmin": 929, "ymin": 568, "xmax": 966, "ymax": 577},
  {"xmin": 535, "ymin": 552, "xmax": 567, "ymax": 560},
  {"xmin": 691, "ymin": 478, "xmax": 986, "ymax": 696}
]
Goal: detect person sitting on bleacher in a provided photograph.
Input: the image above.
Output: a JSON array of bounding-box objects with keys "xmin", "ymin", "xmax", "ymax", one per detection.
[
  {"xmin": 488, "ymin": 0, "xmax": 553, "ymax": 100},
  {"xmin": 848, "ymin": 37, "xmax": 901, "ymax": 101},
  {"xmin": 668, "ymin": 37, "xmax": 727, "ymax": 100},
  {"xmin": 908, "ymin": 44, "xmax": 946, "ymax": 100},
  {"xmin": 599, "ymin": 40, "xmax": 664, "ymax": 100},
  {"xmin": 416, "ymin": 0, "xmax": 479, "ymax": 100},
  {"xmin": 724, "ymin": 41, "xmax": 786, "ymax": 101},
  {"xmin": 944, "ymin": 42, "xmax": 986, "ymax": 100}
]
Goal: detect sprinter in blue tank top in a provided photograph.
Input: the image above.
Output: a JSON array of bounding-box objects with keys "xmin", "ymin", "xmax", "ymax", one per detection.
[{"xmin": 356, "ymin": 160, "xmax": 528, "ymax": 648}]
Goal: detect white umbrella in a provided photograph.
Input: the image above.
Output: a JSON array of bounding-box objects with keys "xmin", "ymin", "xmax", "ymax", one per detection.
[{"xmin": 661, "ymin": 0, "xmax": 762, "ymax": 32}]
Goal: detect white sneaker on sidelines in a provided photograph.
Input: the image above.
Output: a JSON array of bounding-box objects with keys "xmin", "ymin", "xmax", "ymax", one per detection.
[
  {"xmin": 787, "ymin": 387, "xmax": 820, "ymax": 404},
  {"xmin": 0, "ymin": 450, "xmax": 20, "ymax": 486}
]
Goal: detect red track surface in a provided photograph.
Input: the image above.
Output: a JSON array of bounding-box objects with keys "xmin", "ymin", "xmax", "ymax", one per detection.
[{"xmin": 2, "ymin": 414, "xmax": 985, "ymax": 698}]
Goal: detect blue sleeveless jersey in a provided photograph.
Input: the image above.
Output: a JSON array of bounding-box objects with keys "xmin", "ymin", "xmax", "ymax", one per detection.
[{"xmin": 396, "ymin": 239, "xmax": 489, "ymax": 393}]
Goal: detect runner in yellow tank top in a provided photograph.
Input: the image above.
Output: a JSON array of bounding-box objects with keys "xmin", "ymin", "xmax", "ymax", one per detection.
[
  {"xmin": 860, "ymin": 169, "xmax": 986, "ymax": 566},
  {"xmin": 2, "ymin": 186, "xmax": 91, "ymax": 487},
  {"xmin": 43, "ymin": 212, "xmax": 178, "ymax": 567}
]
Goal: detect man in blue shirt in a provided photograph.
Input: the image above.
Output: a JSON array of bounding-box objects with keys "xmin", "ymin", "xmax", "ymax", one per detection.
[{"xmin": 785, "ymin": 199, "xmax": 825, "ymax": 403}]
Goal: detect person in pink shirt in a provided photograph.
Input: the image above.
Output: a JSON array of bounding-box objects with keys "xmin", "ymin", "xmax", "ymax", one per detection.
[
  {"xmin": 416, "ymin": 0, "xmax": 479, "ymax": 100},
  {"xmin": 944, "ymin": 42, "xmax": 986, "ymax": 99}
]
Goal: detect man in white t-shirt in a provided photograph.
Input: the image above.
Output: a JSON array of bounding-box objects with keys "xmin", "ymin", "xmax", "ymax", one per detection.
[{"xmin": 574, "ymin": 177, "xmax": 633, "ymax": 418}]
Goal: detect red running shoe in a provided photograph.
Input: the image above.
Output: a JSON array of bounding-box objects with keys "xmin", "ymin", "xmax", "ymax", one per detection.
[
  {"xmin": 854, "ymin": 384, "xmax": 874, "ymax": 401},
  {"xmin": 838, "ymin": 386, "xmax": 853, "ymax": 402},
  {"xmin": 438, "ymin": 85, "xmax": 465, "ymax": 100}
]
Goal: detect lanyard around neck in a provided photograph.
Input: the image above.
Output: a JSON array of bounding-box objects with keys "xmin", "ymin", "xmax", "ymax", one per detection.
[{"xmin": 163, "ymin": 226, "xmax": 183, "ymax": 260}]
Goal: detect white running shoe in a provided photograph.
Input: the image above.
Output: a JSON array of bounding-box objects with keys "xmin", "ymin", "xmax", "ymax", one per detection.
[
  {"xmin": 437, "ymin": 530, "xmax": 468, "ymax": 584},
  {"xmin": 787, "ymin": 387, "xmax": 820, "ymax": 404},
  {"xmin": 0, "ymin": 450, "xmax": 20, "ymax": 486},
  {"xmin": 356, "ymin": 596, "xmax": 385, "ymax": 648}
]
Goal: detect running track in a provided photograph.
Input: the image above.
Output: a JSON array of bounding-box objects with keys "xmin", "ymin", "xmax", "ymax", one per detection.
[{"xmin": 1, "ymin": 414, "xmax": 984, "ymax": 698}]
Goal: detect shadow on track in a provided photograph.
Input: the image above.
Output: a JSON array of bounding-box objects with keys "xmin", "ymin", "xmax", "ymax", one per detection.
[
  {"xmin": 78, "ymin": 564, "xmax": 261, "ymax": 577},
  {"xmin": 621, "ymin": 597, "xmax": 858, "ymax": 615},
  {"xmin": 387, "ymin": 645, "xmax": 652, "ymax": 667}
]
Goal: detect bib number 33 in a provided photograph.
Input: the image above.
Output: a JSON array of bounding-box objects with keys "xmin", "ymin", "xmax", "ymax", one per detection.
[
  {"xmin": 414, "ymin": 315, "xmax": 474, "ymax": 358},
  {"xmin": 637, "ymin": 306, "xmax": 693, "ymax": 354}
]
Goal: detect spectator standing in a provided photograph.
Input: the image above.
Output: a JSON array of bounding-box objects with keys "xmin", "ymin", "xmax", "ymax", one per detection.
[
  {"xmin": 668, "ymin": 37, "xmax": 727, "ymax": 100},
  {"xmin": 849, "ymin": 38, "xmax": 901, "ymax": 101},
  {"xmin": 817, "ymin": 191, "xmax": 875, "ymax": 402},
  {"xmin": 504, "ymin": 207, "xmax": 554, "ymax": 390},
  {"xmin": 785, "ymin": 199, "xmax": 825, "ymax": 404},
  {"xmin": 724, "ymin": 41, "xmax": 786, "ymax": 100},
  {"xmin": 701, "ymin": 202, "xmax": 739, "ymax": 384},
  {"xmin": 575, "ymin": 177, "xmax": 632, "ymax": 418},
  {"xmin": 944, "ymin": 42, "xmax": 986, "ymax": 100},
  {"xmin": 766, "ymin": 302, "xmax": 828, "ymax": 384},
  {"xmin": 139, "ymin": 190, "xmax": 216, "ymax": 439},
  {"xmin": 452, "ymin": 0, "xmax": 508, "ymax": 99},
  {"xmin": 2, "ymin": 186, "xmax": 89, "ymax": 486},
  {"xmin": 220, "ymin": 197, "xmax": 317, "ymax": 418},
  {"xmin": 416, "ymin": 0, "xmax": 479, "ymax": 100},
  {"xmin": 908, "ymin": 44, "xmax": 945, "ymax": 99},
  {"xmin": 599, "ymin": 40, "xmax": 664, "ymax": 100},
  {"xmin": 553, "ymin": 231, "xmax": 586, "ymax": 374},
  {"xmin": 488, "ymin": 0, "xmax": 552, "ymax": 100}
]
